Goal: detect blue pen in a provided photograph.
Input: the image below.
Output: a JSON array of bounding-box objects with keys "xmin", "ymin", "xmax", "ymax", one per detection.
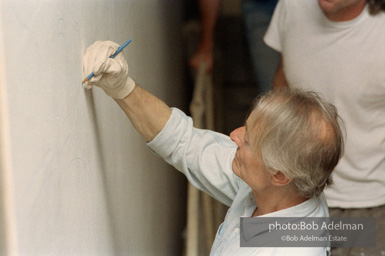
[{"xmin": 82, "ymin": 39, "xmax": 132, "ymax": 84}]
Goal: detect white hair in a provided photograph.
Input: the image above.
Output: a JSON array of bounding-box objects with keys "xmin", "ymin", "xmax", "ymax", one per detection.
[{"xmin": 248, "ymin": 88, "xmax": 344, "ymax": 198}]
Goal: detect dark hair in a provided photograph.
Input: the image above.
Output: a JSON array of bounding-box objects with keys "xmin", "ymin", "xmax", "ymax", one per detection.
[{"xmin": 368, "ymin": 0, "xmax": 385, "ymax": 15}]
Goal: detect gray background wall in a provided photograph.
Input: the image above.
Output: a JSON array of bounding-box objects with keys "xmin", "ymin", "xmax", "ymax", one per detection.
[{"xmin": 0, "ymin": 1, "xmax": 187, "ymax": 255}]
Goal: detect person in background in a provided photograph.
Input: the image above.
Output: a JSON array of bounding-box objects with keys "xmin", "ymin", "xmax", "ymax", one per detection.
[
  {"xmin": 82, "ymin": 40, "xmax": 344, "ymax": 255},
  {"xmin": 264, "ymin": 0, "xmax": 385, "ymax": 255},
  {"xmin": 190, "ymin": 0, "xmax": 279, "ymax": 95}
]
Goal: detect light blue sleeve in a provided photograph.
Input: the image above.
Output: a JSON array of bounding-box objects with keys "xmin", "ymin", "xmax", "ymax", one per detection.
[{"xmin": 147, "ymin": 108, "xmax": 241, "ymax": 206}]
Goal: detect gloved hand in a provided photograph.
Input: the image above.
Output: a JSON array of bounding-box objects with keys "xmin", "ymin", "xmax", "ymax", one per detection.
[{"xmin": 82, "ymin": 40, "xmax": 135, "ymax": 99}]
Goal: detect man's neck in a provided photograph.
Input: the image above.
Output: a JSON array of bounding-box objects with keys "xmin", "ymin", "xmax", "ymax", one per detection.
[
  {"xmin": 252, "ymin": 187, "xmax": 307, "ymax": 217},
  {"xmin": 323, "ymin": 0, "xmax": 366, "ymax": 22}
]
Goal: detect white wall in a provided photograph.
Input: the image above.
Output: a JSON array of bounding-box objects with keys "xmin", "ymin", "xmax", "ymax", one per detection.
[{"xmin": 0, "ymin": 0, "xmax": 187, "ymax": 255}]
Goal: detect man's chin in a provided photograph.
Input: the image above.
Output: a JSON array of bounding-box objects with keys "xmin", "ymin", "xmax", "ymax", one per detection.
[
  {"xmin": 232, "ymin": 166, "xmax": 240, "ymax": 178},
  {"xmin": 318, "ymin": 0, "xmax": 338, "ymax": 13}
]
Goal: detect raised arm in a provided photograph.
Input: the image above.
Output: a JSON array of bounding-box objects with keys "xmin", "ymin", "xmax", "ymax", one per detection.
[
  {"xmin": 82, "ymin": 40, "xmax": 171, "ymax": 142},
  {"xmin": 114, "ymin": 86, "xmax": 171, "ymax": 142},
  {"xmin": 189, "ymin": 0, "xmax": 222, "ymax": 72},
  {"xmin": 82, "ymin": 40, "xmax": 239, "ymax": 204}
]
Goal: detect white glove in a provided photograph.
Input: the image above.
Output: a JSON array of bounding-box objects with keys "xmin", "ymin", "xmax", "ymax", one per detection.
[{"xmin": 82, "ymin": 40, "xmax": 135, "ymax": 99}]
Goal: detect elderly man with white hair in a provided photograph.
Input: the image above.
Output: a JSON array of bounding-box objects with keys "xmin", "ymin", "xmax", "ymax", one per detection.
[{"xmin": 82, "ymin": 40, "xmax": 344, "ymax": 256}]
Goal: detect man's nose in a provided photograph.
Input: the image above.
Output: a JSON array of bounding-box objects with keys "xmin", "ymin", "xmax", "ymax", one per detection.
[{"xmin": 230, "ymin": 127, "xmax": 245, "ymax": 147}]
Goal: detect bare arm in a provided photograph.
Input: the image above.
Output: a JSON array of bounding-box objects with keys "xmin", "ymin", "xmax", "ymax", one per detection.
[
  {"xmin": 189, "ymin": 0, "xmax": 222, "ymax": 72},
  {"xmin": 273, "ymin": 56, "xmax": 289, "ymax": 89},
  {"xmin": 114, "ymin": 85, "xmax": 172, "ymax": 142},
  {"xmin": 199, "ymin": 0, "xmax": 222, "ymax": 50}
]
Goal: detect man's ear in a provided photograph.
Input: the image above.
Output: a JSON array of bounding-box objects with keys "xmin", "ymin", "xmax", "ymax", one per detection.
[{"xmin": 271, "ymin": 171, "xmax": 292, "ymax": 186}]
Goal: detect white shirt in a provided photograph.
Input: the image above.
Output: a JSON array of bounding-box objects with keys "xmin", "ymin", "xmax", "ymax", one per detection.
[
  {"xmin": 148, "ymin": 108, "xmax": 330, "ymax": 255},
  {"xmin": 264, "ymin": 0, "xmax": 385, "ymax": 208}
]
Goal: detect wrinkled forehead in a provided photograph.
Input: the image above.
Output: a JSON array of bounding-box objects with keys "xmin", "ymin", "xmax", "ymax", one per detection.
[
  {"xmin": 245, "ymin": 109, "xmax": 257, "ymax": 130},
  {"xmin": 244, "ymin": 108, "xmax": 263, "ymax": 144}
]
